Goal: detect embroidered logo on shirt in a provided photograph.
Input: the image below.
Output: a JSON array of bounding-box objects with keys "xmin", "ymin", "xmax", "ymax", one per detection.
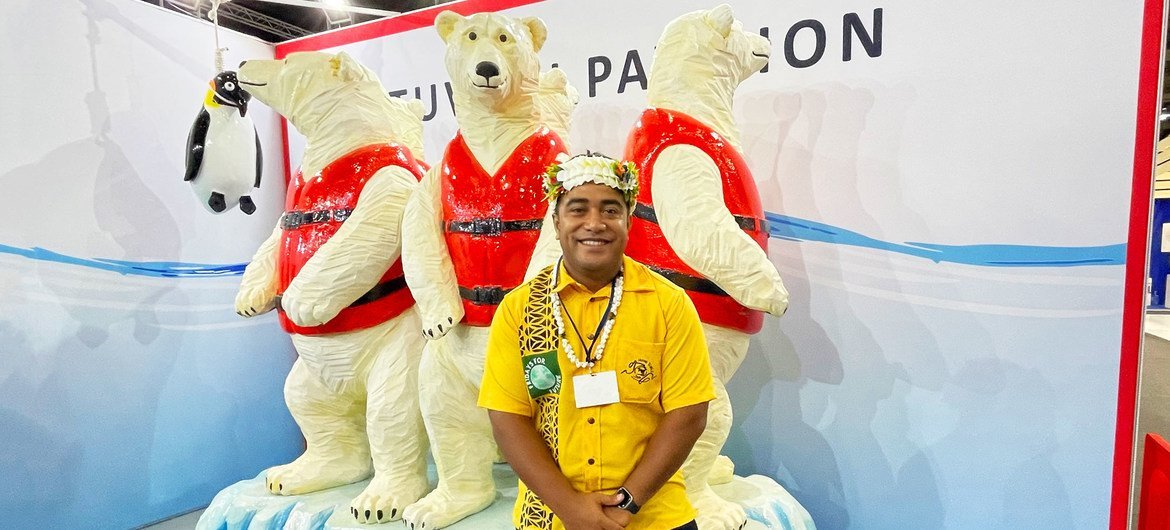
[
  {"xmin": 622, "ymin": 359, "xmax": 655, "ymax": 384},
  {"xmin": 524, "ymin": 350, "xmax": 562, "ymax": 398}
]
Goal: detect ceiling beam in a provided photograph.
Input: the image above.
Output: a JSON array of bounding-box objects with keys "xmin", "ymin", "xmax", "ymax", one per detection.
[
  {"xmin": 212, "ymin": 2, "xmax": 312, "ymax": 40},
  {"xmin": 163, "ymin": 0, "xmax": 312, "ymax": 41},
  {"xmin": 247, "ymin": 0, "xmax": 400, "ymax": 18}
]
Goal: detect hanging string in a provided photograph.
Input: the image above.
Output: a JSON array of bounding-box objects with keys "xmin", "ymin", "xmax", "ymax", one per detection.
[{"xmin": 210, "ymin": 0, "xmax": 227, "ymax": 72}]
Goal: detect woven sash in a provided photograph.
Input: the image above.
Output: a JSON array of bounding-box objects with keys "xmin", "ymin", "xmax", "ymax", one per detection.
[{"xmin": 515, "ymin": 264, "xmax": 560, "ymax": 529}]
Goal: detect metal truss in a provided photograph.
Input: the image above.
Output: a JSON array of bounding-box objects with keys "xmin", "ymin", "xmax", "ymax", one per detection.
[
  {"xmin": 212, "ymin": 3, "xmax": 311, "ymax": 40},
  {"xmin": 162, "ymin": 0, "xmax": 312, "ymax": 41}
]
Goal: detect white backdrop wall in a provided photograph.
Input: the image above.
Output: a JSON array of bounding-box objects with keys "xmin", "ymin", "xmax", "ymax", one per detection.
[
  {"xmin": 278, "ymin": 1, "xmax": 1154, "ymax": 528},
  {"xmin": 0, "ymin": 0, "xmax": 299, "ymax": 528}
]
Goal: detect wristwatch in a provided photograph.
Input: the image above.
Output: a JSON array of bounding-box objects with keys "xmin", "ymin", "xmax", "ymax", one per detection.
[{"xmin": 616, "ymin": 486, "xmax": 641, "ymax": 514}]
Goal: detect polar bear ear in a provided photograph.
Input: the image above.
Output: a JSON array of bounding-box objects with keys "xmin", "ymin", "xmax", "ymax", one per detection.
[
  {"xmin": 541, "ymin": 68, "xmax": 567, "ymax": 90},
  {"xmin": 331, "ymin": 51, "xmax": 367, "ymax": 82},
  {"xmin": 522, "ymin": 17, "xmax": 548, "ymax": 53},
  {"xmin": 435, "ymin": 11, "xmax": 463, "ymax": 43},
  {"xmin": 704, "ymin": 4, "xmax": 736, "ymax": 39},
  {"xmin": 407, "ymin": 98, "xmax": 426, "ymax": 120}
]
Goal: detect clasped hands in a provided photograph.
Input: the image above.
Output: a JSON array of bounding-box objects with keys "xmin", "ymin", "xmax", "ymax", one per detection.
[{"xmin": 560, "ymin": 491, "xmax": 631, "ymax": 530}]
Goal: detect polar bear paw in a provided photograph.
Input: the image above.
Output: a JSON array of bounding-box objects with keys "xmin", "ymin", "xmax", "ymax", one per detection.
[
  {"xmin": 708, "ymin": 454, "xmax": 736, "ymax": 486},
  {"xmin": 264, "ymin": 453, "xmax": 372, "ymax": 496},
  {"xmin": 767, "ymin": 287, "xmax": 789, "ymax": 317},
  {"xmin": 234, "ymin": 285, "xmax": 276, "ymax": 317},
  {"xmin": 692, "ymin": 486, "xmax": 747, "ymax": 530},
  {"xmin": 279, "ymin": 286, "xmax": 334, "ymax": 327},
  {"xmin": 346, "ymin": 474, "xmax": 428, "ymax": 524},
  {"xmin": 401, "ymin": 485, "xmax": 496, "ymax": 529},
  {"xmin": 421, "ymin": 315, "xmax": 456, "ymax": 340}
]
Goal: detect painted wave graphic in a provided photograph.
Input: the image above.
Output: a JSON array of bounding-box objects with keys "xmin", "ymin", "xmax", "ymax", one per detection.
[
  {"xmin": 765, "ymin": 213, "xmax": 1126, "ymax": 267},
  {"xmin": 0, "ymin": 244, "xmax": 245, "ymax": 278},
  {"xmin": 0, "ymin": 214, "xmax": 1126, "ymax": 278}
]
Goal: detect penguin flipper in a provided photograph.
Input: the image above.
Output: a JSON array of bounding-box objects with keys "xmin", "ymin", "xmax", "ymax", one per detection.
[
  {"xmin": 253, "ymin": 128, "xmax": 263, "ymax": 188},
  {"xmin": 184, "ymin": 108, "xmax": 211, "ymax": 182}
]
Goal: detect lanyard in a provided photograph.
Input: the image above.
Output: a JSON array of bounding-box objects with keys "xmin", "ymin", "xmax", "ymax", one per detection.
[{"xmin": 557, "ymin": 259, "xmax": 618, "ymax": 363}]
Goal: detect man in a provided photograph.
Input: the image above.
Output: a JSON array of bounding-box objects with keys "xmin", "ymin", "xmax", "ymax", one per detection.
[{"xmin": 478, "ymin": 153, "xmax": 716, "ymax": 530}]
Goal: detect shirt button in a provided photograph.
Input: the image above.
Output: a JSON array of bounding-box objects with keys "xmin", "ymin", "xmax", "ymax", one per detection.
[
  {"xmin": 587, "ymin": 417, "xmax": 595, "ymax": 424},
  {"xmin": 588, "ymin": 458, "xmax": 596, "ymax": 465}
]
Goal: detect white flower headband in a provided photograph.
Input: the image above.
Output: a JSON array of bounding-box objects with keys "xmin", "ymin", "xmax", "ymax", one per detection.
[{"xmin": 543, "ymin": 152, "xmax": 639, "ymax": 207}]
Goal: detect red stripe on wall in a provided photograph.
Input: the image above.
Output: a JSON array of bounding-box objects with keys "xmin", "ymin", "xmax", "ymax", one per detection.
[
  {"xmin": 275, "ymin": 0, "xmax": 546, "ymax": 57},
  {"xmin": 1112, "ymin": 0, "xmax": 1166, "ymax": 528}
]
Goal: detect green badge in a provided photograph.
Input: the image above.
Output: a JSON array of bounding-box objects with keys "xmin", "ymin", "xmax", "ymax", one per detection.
[{"xmin": 524, "ymin": 350, "xmax": 562, "ymax": 399}]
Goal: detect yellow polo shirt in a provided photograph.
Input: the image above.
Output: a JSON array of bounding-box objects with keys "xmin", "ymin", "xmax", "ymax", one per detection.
[{"xmin": 478, "ymin": 255, "xmax": 715, "ymax": 530}]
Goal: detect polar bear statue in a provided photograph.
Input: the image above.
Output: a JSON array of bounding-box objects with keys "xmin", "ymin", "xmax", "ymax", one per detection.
[
  {"xmin": 233, "ymin": 51, "xmax": 430, "ymax": 525},
  {"xmin": 623, "ymin": 6, "xmax": 790, "ymax": 530},
  {"xmin": 400, "ymin": 11, "xmax": 567, "ymax": 529}
]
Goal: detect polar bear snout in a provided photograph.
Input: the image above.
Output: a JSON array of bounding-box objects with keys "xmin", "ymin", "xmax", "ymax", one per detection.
[
  {"xmin": 475, "ymin": 61, "xmax": 500, "ymax": 80},
  {"xmin": 237, "ymin": 59, "xmax": 283, "ymax": 105},
  {"xmin": 474, "ymin": 61, "xmax": 502, "ymax": 87}
]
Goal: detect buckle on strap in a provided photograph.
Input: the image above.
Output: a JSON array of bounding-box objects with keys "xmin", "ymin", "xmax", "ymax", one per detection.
[
  {"xmin": 635, "ymin": 202, "xmax": 767, "ymax": 233},
  {"xmin": 280, "ymin": 208, "xmax": 355, "ymax": 230},
  {"xmin": 458, "ymin": 285, "xmax": 512, "ymax": 305},
  {"xmin": 445, "ymin": 218, "xmax": 543, "ymax": 236}
]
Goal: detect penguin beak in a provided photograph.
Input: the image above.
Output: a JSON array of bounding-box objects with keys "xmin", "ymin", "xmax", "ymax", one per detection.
[
  {"xmin": 238, "ymin": 89, "xmax": 252, "ymax": 117},
  {"xmin": 213, "ymin": 91, "xmax": 251, "ymax": 116}
]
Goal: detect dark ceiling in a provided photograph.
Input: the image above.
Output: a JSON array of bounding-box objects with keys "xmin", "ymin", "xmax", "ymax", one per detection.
[{"xmin": 144, "ymin": 0, "xmax": 454, "ymax": 43}]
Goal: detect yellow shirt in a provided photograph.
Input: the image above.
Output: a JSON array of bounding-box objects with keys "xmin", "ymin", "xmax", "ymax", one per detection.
[{"xmin": 479, "ymin": 255, "xmax": 715, "ymax": 530}]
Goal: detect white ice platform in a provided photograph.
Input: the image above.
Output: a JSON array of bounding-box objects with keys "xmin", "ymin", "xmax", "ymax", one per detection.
[{"xmin": 197, "ymin": 464, "xmax": 815, "ymax": 530}]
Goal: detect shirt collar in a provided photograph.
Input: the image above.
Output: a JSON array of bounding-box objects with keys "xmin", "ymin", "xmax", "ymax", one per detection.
[
  {"xmin": 620, "ymin": 255, "xmax": 655, "ymax": 292},
  {"xmin": 552, "ymin": 255, "xmax": 655, "ymax": 295}
]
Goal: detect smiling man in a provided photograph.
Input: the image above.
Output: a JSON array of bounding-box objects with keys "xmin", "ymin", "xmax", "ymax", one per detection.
[{"xmin": 478, "ymin": 153, "xmax": 717, "ymax": 530}]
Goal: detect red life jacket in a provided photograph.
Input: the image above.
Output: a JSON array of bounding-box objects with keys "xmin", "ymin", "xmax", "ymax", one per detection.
[
  {"xmin": 277, "ymin": 143, "xmax": 426, "ymax": 335},
  {"xmin": 440, "ymin": 127, "xmax": 566, "ymax": 326},
  {"xmin": 624, "ymin": 108, "xmax": 770, "ymax": 334}
]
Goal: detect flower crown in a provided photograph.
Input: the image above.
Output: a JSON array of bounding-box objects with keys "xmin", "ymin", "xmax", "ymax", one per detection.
[{"xmin": 543, "ymin": 152, "xmax": 639, "ymax": 208}]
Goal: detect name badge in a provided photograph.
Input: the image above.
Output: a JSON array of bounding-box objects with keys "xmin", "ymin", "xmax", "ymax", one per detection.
[{"xmin": 573, "ymin": 371, "xmax": 619, "ymax": 408}]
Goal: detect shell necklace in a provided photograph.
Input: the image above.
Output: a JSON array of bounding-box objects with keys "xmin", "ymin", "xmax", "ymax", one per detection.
[{"xmin": 551, "ymin": 259, "xmax": 623, "ymax": 370}]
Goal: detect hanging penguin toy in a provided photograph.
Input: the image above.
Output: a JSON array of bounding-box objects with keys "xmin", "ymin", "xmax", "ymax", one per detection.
[{"xmin": 185, "ymin": 71, "xmax": 262, "ymax": 214}]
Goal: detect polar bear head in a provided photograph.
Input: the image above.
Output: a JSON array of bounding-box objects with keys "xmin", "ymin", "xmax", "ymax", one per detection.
[
  {"xmin": 434, "ymin": 11, "xmax": 547, "ymax": 112},
  {"xmin": 238, "ymin": 51, "xmax": 375, "ymax": 128},
  {"xmin": 536, "ymin": 67, "xmax": 579, "ymax": 143},
  {"xmin": 238, "ymin": 51, "xmax": 426, "ymax": 160},
  {"xmin": 647, "ymin": 4, "xmax": 770, "ymax": 111}
]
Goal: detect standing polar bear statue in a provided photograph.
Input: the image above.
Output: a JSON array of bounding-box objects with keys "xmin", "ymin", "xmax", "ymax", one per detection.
[
  {"xmin": 233, "ymin": 51, "xmax": 430, "ymax": 525},
  {"xmin": 624, "ymin": 5, "xmax": 790, "ymax": 530},
  {"xmin": 400, "ymin": 10, "xmax": 568, "ymax": 529}
]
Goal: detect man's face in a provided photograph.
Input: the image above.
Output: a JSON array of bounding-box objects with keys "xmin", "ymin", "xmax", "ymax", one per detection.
[{"xmin": 553, "ymin": 183, "xmax": 629, "ymax": 277}]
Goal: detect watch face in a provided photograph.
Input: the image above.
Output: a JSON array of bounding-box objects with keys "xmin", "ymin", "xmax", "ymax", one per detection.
[{"xmin": 617, "ymin": 487, "xmax": 637, "ymax": 513}]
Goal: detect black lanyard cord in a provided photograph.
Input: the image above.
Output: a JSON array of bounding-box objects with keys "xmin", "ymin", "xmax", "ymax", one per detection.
[{"xmin": 556, "ymin": 258, "xmax": 618, "ymax": 363}]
